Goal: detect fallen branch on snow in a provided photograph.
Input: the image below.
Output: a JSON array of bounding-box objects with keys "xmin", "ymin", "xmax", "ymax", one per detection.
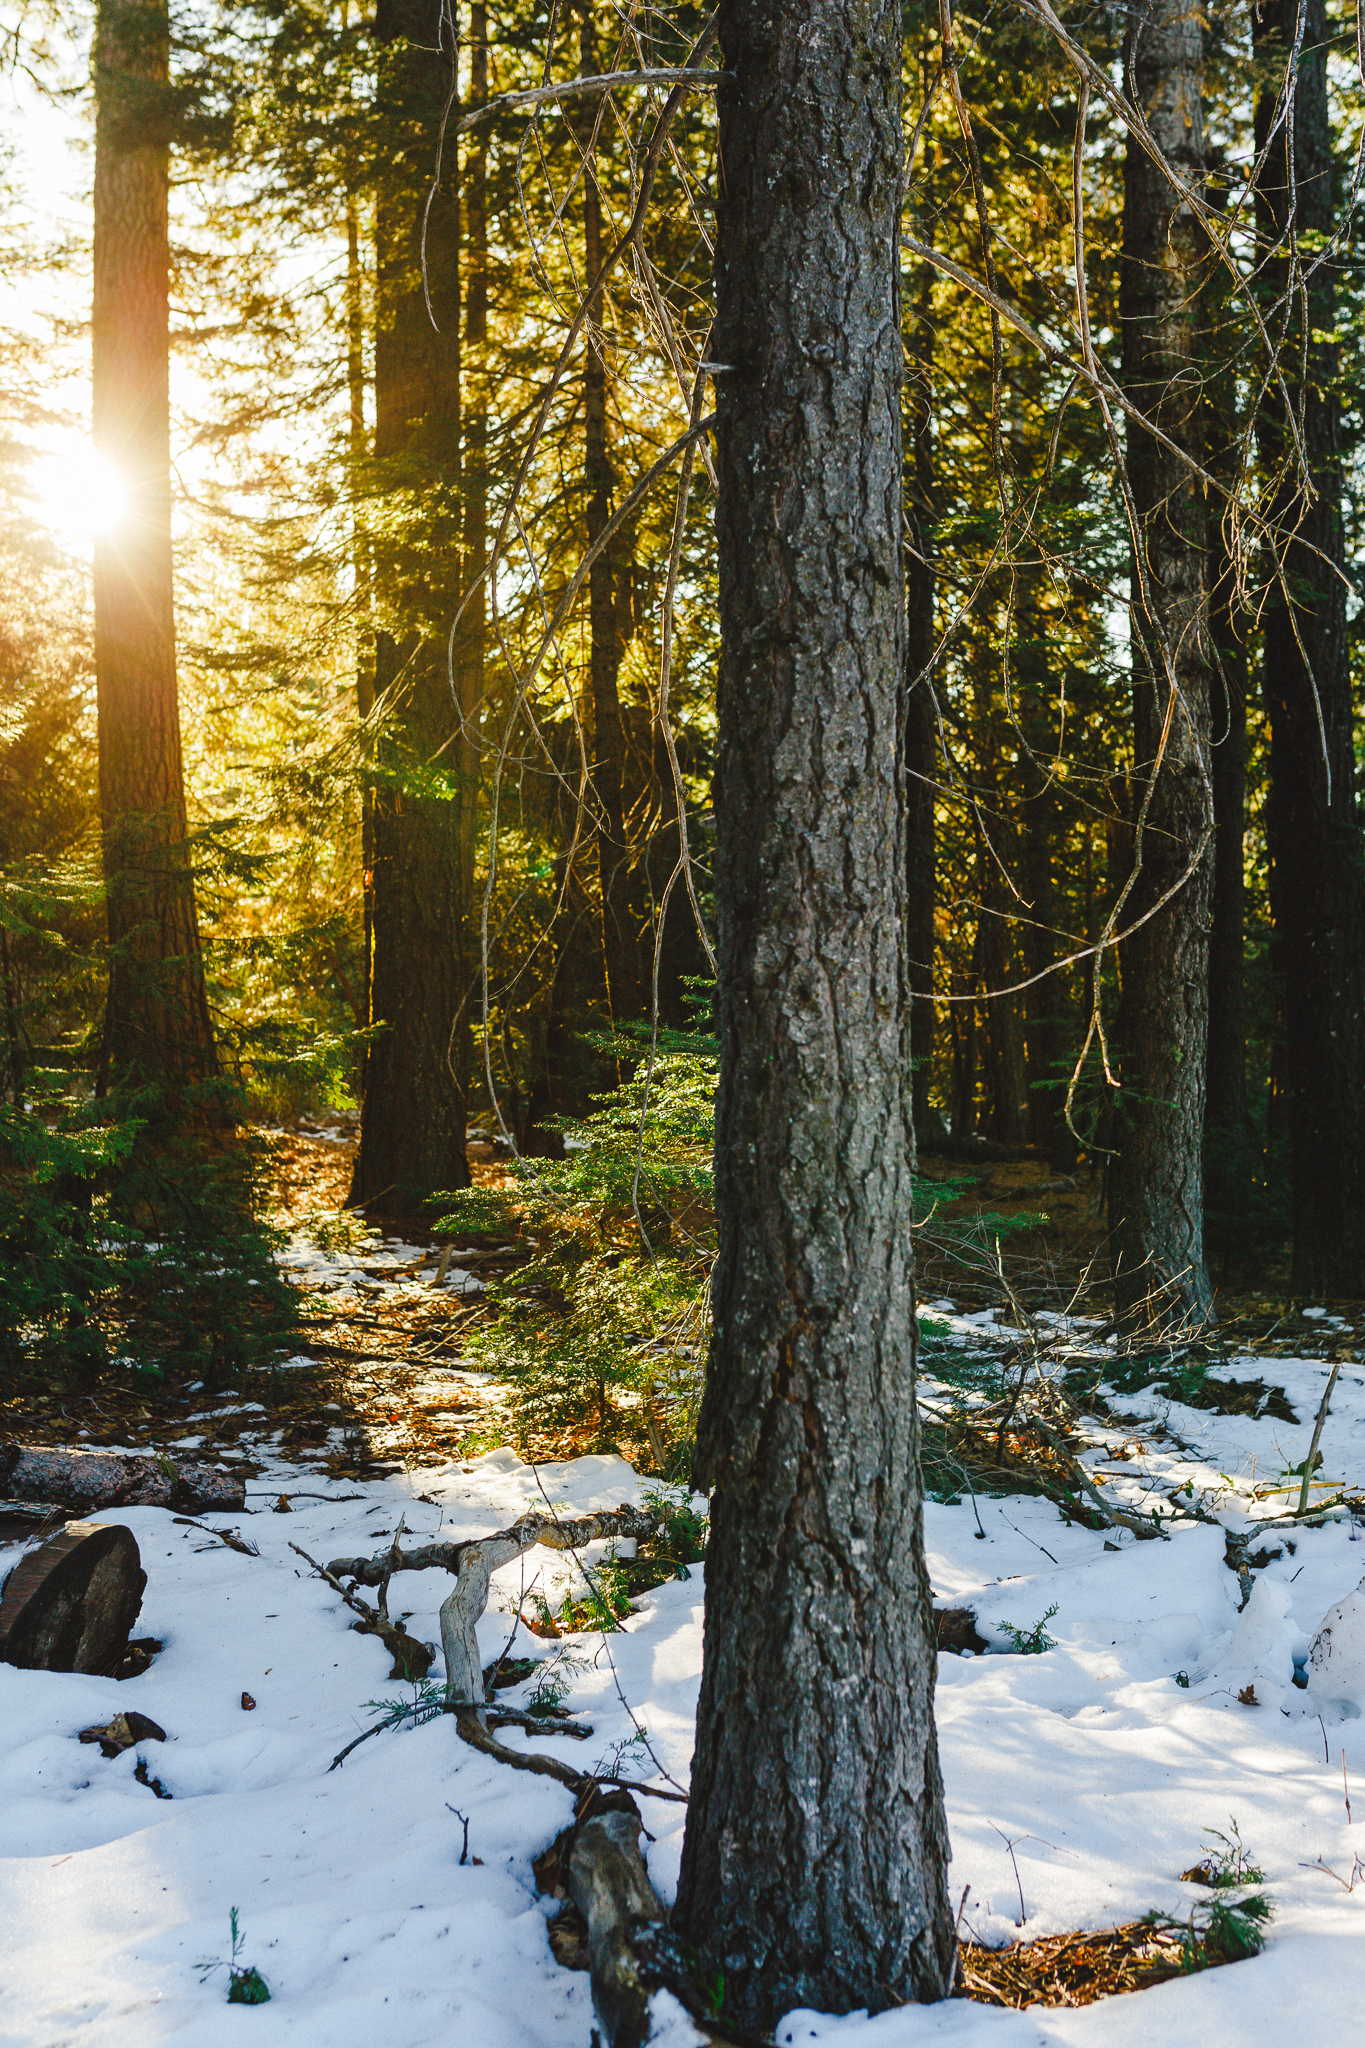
[
  {"xmin": 326, "ymin": 1503, "xmax": 661, "ymax": 1704},
  {"xmin": 289, "ymin": 1540, "xmax": 434, "ymax": 1680},
  {"xmin": 327, "ymin": 1698, "xmax": 596, "ymax": 1772},
  {"xmin": 451, "ymin": 1705, "xmax": 688, "ymax": 1803}
]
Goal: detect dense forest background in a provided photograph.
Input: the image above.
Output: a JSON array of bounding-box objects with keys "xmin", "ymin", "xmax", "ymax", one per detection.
[{"xmin": 2, "ymin": 0, "xmax": 1364, "ymax": 1427}]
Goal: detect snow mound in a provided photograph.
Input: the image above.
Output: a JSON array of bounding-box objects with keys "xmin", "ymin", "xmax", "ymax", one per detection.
[{"xmin": 1308, "ymin": 1575, "xmax": 1365, "ymax": 1712}]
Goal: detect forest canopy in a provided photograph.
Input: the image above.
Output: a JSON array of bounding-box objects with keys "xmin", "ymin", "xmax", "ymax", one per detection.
[{"xmin": 0, "ymin": 0, "xmax": 1361, "ymax": 1383}]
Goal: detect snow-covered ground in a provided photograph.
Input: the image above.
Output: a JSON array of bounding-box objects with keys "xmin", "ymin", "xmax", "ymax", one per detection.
[
  {"xmin": 276, "ymin": 1233, "xmax": 487, "ymax": 1299},
  {"xmin": 5, "ymin": 1314, "xmax": 1365, "ymax": 2045}
]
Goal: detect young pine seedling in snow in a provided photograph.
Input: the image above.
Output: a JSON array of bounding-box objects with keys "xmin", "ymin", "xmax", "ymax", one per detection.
[
  {"xmin": 997, "ymin": 1604, "xmax": 1059, "ymax": 1655},
  {"xmin": 1159, "ymin": 1821, "xmax": 1274, "ymax": 1969},
  {"xmin": 197, "ymin": 1907, "xmax": 270, "ymax": 2004}
]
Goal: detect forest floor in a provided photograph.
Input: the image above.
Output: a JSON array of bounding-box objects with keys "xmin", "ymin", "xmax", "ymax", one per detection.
[{"xmin": 4, "ymin": 1126, "xmax": 1365, "ymax": 2043}]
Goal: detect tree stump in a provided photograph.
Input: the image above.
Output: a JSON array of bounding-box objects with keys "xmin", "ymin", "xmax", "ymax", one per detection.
[{"xmin": 0, "ymin": 1521, "xmax": 147, "ymax": 1673}]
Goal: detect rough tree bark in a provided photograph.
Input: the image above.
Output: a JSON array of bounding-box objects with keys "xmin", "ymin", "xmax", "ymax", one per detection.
[
  {"xmin": 350, "ymin": 0, "xmax": 473, "ymax": 1214},
  {"xmin": 92, "ymin": 0, "xmax": 217, "ymax": 1091},
  {"xmin": 1253, "ymin": 0, "xmax": 1365, "ymax": 1295},
  {"xmin": 672, "ymin": 0, "xmax": 956, "ymax": 2024},
  {"xmin": 1110, "ymin": 0, "xmax": 1215, "ymax": 1325}
]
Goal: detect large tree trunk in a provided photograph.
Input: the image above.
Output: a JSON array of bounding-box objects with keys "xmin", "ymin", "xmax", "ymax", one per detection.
[
  {"xmin": 92, "ymin": 0, "xmax": 216, "ymax": 1093},
  {"xmin": 350, "ymin": 0, "xmax": 472, "ymax": 1215},
  {"xmin": 1253, "ymin": 0, "xmax": 1365, "ymax": 1294},
  {"xmin": 672, "ymin": 0, "xmax": 956, "ymax": 2024},
  {"xmin": 1110, "ymin": 0, "xmax": 1214, "ymax": 1325}
]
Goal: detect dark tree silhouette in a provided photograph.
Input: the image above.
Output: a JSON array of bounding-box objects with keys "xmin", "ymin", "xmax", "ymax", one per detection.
[{"xmin": 1253, "ymin": 0, "xmax": 1365, "ymax": 1295}]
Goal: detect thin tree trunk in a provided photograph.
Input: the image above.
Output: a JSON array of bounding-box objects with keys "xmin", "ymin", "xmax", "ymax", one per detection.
[
  {"xmin": 0, "ymin": 924, "xmax": 23, "ymax": 1104},
  {"xmin": 580, "ymin": 5, "xmax": 639, "ymax": 1028},
  {"xmin": 346, "ymin": 181, "xmax": 375, "ymax": 1100},
  {"xmin": 673, "ymin": 0, "xmax": 956, "ymax": 2022},
  {"xmin": 1202, "ymin": 226, "xmax": 1253, "ymax": 1257},
  {"xmin": 952, "ymin": 936, "xmax": 979, "ymax": 1139},
  {"xmin": 351, "ymin": 0, "xmax": 471, "ymax": 1214},
  {"xmin": 978, "ymin": 896, "xmax": 1026, "ymax": 1146},
  {"xmin": 1253, "ymin": 0, "xmax": 1365, "ymax": 1294},
  {"xmin": 905, "ymin": 196, "xmax": 937, "ymax": 1137},
  {"xmin": 1016, "ymin": 596, "xmax": 1076, "ymax": 1170},
  {"xmin": 1020, "ymin": 808, "xmax": 1063, "ymax": 1160},
  {"xmin": 92, "ymin": 0, "xmax": 216, "ymax": 1094},
  {"xmin": 1110, "ymin": 0, "xmax": 1214, "ymax": 1324},
  {"xmin": 973, "ymin": 749, "xmax": 1025, "ymax": 1148},
  {"xmin": 452, "ymin": 0, "xmax": 488, "ymax": 1129}
]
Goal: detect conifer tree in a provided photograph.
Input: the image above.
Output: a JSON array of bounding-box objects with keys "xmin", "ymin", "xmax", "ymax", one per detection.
[
  {"xmin": 92, "ymin": 0, "xmax": 217, "ymax": 1091},
  {"xmin": 1110, "ymin": 0, "xmax": 1215, "ymax": 1323},
  {"xmin": 1253, "ymin": 0, "xmax": 1365, "ymax": 1294},
  {"xmin": 350, "ymin": 0, "xmax": 473, "ymax": 1213},
  {"xmin": 674, "ymin": 0, "xmax": 955, "ymax": 2018}
]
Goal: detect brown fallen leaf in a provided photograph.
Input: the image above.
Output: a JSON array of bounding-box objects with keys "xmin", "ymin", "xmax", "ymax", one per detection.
[
  {"xmin": 241, "ymin": 1692, "xmax": 257, "ymax": 1711},
  {"xmin": 1237, "ymin": 1683, "xmax": 1259, "ymax": 1706}
]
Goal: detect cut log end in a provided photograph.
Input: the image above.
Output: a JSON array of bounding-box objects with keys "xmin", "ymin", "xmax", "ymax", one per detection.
[{"xmin": 0, "ymin": 1521, "xmax": 146, "ymax": 1673}]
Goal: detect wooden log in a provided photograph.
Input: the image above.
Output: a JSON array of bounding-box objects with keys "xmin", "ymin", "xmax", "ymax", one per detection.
[
  {"xmin": 534, "ymin": 1790, "xmax": 732, "ymax": 2047},
  {"xmin": 0, "ymin": 1500, "xmax": 63, "ymax": 1542},
  {"xmin": 0, "ymin": 1521, "xmax": 146, "ymax": 1673},
  {"xmin": 326, "ymin": 1503, "xmax": 661, "ymax": 1588},
  {"xmin": 0, "ymin": 1443, "xmax": 245, "ymax": 1516},
  {"xmin": 442, "ymin": 1545, "xmax": 499, "ymax": 1703},
  {"xmin": 569, "ymin": 1803, "xmax": 670, "ymax": 2048},
  {"xmin": 917, "ymin": 1135, "xmax": 1050, "ymax": 1164}
]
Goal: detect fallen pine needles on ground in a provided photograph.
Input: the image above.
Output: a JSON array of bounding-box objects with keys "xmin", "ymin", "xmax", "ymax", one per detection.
[{"xmin": 955, "ymin": 1920, "xmax": 1212, "ymax": 2007}]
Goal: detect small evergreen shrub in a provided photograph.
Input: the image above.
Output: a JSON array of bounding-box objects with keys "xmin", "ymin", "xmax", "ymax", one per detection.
[
  {"xmin": 1154, "ymin": 1822, "xmax": 1274, "ymax": 1969},
  {"xmin": 434, "ymin": 1033, "xmax": 716, "ymax": 1467},
  {"xmin": 438, "ymin": 1016, "xmax": 1046, "ymax": 1470},
  {"xmin": 0, "ymin": 1079, "xmax": 301, "ymax": 1393},
  {"xmin": 996, "ymin": 1604, "xmax": 1059, "ymax": 1655}
]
